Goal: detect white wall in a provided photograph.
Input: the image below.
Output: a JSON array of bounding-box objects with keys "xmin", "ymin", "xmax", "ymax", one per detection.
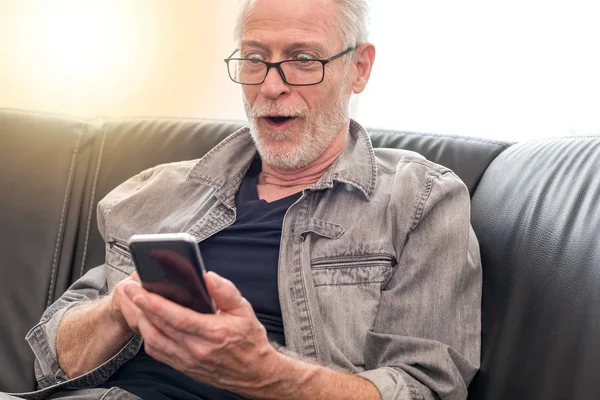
[
  {"xmin": 0, "ymin": 0, "xmax": 246, "ymax": 120},
  {"xmin": 1, "ymin": 1, "xmax": 599, "ymax": 141},
  {"xmin": 358, "ymin": 0, "xmax": 600, "ymax": 140}
]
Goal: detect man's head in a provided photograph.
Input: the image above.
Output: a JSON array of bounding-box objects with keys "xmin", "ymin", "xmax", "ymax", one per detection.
[{"xmin": 232, "ymin": 0, "xmax": 375, "ymax": 170}]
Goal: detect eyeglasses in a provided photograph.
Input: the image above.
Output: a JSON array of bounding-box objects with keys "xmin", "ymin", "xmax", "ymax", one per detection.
[{"xmin": 224, "ymin": 46, "xmax": 357, "ymax": 86}]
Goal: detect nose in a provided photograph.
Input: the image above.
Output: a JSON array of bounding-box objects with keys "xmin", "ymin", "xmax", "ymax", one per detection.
[{"xmin": 260, "ymin": 66, "xmax": 290, "ymax": 100}]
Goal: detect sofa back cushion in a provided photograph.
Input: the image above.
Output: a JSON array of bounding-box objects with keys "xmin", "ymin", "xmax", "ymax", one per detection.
[
  {"xmin": 369, "ymin": 129, "xmax": 511, "ymax": 194},
  {"xmin": 0, "ymin": 109, "xmax": 97, "ymax": 392},
  {"xmin": 469, "ymin": 137, "xmax": 600, "ymax": 400}
]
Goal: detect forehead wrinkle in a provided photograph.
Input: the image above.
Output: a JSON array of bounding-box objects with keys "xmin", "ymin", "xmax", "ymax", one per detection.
[
  {"xmin": 241, "ymin": 0, "xmax": 339, "ymax": 50},
  {"xmin": 241, "ymin": 31, "xmax": 329, "ymax": 55},
  {"xmin": 244, "ymin": 19, "xmax": 329, "ymax": 42}
]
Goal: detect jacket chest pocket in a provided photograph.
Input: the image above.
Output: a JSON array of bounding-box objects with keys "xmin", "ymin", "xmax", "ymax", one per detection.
[
  {"xmin": 106, "ymin": 239, "xmax": 135, "ymax": 290},
  {"xmin": 310, "ymin": 254, "xmax": 395, "ymax": 365},
  {"xmin": 311, "ymin": 255, "xmax": 395, "ymax": 287}
]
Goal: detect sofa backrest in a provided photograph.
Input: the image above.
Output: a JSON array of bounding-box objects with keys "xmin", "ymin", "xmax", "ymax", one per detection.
[
  {"xmin": 0, "ymin": 109, "xmax": 509, "ymax": 393},
  {"xmin": 0, "ymin": 110, "xmax": 99, "ymax": 391},
  {"xmin": 468, "ymin": 137, "xmax": 600, "ymax": 400}
]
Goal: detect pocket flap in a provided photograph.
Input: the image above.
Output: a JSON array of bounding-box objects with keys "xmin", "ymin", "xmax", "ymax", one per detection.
[{"xmin": 294, "ymin": 218, "xmax": 344, "ymax": 241}]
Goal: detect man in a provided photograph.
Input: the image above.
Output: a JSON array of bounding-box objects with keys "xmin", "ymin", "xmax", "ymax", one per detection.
[{"xmin": 5, "ymin": 0, "xmax": 481, "ymax": 399}]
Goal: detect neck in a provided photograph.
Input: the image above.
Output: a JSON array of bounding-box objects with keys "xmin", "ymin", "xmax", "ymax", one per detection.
[
  {"xmin": 256, "ymin": 127, "xmax": 348, "ymax": 202},
  {"xmin": 260, "ymin": 128, "xmax": 348, "ymax": 188}
]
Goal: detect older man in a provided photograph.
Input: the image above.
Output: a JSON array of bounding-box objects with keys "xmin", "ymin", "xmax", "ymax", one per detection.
[{"xmin": 6, "ymin": 0, "xmax": 481, "ymax": 399}]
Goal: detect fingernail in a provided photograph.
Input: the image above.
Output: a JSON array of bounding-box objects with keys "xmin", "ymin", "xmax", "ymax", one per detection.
[{"xmin": 124, "ymin": 283, "xmax": 136, "ymax": 297}]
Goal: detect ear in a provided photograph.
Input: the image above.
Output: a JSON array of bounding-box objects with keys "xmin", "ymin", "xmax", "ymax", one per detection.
[{"xmin": 351, "ymin": 43, "xmax": 376, "ymax": 94}]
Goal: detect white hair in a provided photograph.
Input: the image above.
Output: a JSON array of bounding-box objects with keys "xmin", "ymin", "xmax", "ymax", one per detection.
[{"xmin": 233, "ymin": 0, "xmax": 370, "ymax": 50}]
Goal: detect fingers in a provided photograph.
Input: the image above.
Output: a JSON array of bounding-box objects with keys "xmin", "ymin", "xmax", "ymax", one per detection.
[
  {"xmin": 127, "ymin": 283, "xmax": 238, "ymax": 343},
  {"xmin": 130, "ymin": 271, "xmax": 141, "ymax": 283},
  {"xmin": 125, "ymin": 283, "xmax": 205, "ymax": 333},
  {"xmin": 205, "ymin": 271, "xmax": 251, "ymax": 315},
  {"xmin": 119, "ymin": 294, "xmax": 142, "ymax": 332},
  {"xmin": 112, "ymin": 279, "xmax": 144, "ymax": 332},
  {"xmin": 138, "ymin": 314, "xmax": 214, "ymax": 377},
  {"xmin": 138, "ymin": 315, "xmax": 191, "ymax": 366}
]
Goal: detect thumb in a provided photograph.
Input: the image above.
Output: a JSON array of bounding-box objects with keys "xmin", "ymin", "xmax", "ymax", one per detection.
[{"xmin": 205, "ymin": 271, "xmax": 249, "ymax": 315}]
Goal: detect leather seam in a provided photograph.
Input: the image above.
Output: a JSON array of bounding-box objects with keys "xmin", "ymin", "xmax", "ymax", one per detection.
[
  {"xmin": 80, "ymin": 122, "xmax": 107, "ymax": 278},
  {"xmin": 47, "ymin": 124, "xmax": 83, "ymax": 308}
]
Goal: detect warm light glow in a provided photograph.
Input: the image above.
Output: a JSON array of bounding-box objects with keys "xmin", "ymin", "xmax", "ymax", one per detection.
[
  {"xmin": 37, "ymin": 1, "xmax": 125, "ymax": 81},
  {"xmin": 1, "ymin": 1, "xmax": 598, "ymax": 140},
  {"xmin": 0, "ymin": 0, "xmax": 246, "ymax": 119}
]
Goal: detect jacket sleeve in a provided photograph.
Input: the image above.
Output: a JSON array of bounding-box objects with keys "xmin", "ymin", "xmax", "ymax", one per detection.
[
  {"xmin": 25, "ymin": 265, "xmax": 109, "ymax": 388},
  {"xmin": 359, "ymin": 170, "xmax": 482, "ymax": 400}
]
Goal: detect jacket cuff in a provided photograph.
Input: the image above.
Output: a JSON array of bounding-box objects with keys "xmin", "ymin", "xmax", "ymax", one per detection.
[
  {"xmin": 359, "ymin": 367, "xmax": 411, "ymax": 400},
  {"xmin": 359, "ymin": 367, "xmax": 432, "ymax": 400},
  {"xmin": 25, "ymin": 302, "xmax": 82, "ymax": 387}
]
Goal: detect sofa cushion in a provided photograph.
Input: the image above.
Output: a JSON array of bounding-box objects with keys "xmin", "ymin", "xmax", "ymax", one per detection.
[
  {"xmin": 469, "ymin": 136, "xmax": 600, "ymax": 400},
  {"xmin": 369, "ymin": 129, "xmax": 512, "ymax": 195},
  {"xmin": 0, "ymin": 109, "xmax": 97, "ymax": 392}
]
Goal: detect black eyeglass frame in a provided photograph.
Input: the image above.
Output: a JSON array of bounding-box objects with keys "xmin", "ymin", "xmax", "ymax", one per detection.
[{"xmin": 224, "ymin": 46, "xmax": 358, "ymax": 86}]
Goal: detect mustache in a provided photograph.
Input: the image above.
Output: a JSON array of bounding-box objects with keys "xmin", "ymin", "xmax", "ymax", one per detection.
[{"xmin": 248, "ymin": 103, "xmax": 308, "ymax": 118}]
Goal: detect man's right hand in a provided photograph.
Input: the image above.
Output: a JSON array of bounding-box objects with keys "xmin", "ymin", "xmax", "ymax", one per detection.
[
  {"xmin": 56, "ymin": 272, "xmax": 143, "ymax": 378},
  {"xmin": 110, "ymin": 272, "xmax": 144, "ymax": 333}
]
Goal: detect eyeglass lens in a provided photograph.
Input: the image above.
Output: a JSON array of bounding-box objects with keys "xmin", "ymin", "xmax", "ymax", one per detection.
[{"xmin": 228, "ymin": 60, "xmax": 324, "ymax": 85}]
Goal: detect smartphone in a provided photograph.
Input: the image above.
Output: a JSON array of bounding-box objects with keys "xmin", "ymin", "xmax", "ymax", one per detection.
[{"xmin": 127, "ymin": 233, "xmax": 216, "ymax": 314}]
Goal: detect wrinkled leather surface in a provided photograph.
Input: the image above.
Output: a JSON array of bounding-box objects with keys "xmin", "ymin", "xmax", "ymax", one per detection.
[
  {"xmin": 0, "ymin": 109, "xmax": 510, "ymax": 393},
  {"xmin": 469, "ymin": 137, "xmax": 600, "ymax": 400}
]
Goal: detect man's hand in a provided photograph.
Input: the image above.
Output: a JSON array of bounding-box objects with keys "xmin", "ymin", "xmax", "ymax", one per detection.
[
  {"xmin": 124, "ymin": 271, "xmax": 283, "ymax": 395},
  {"xmin": 125, "ymin": 272, "xmax": 380, "ymax": 399},
  {"xmin": 110, "ymin": 272, "xmax": 144, "ymax": 333},
  {"xmin": 57, "ymin": 272, "xmax": 142, "ymax": 378}
]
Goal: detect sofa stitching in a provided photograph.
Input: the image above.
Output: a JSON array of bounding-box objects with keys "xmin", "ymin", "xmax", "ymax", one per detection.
[
  {"xmin": 79, "ymin": 121, "xmax": 107, "ymax": 278},
  {"xmin": 47, "ymin": 124, "xmax": 83, "ymax": 309}
]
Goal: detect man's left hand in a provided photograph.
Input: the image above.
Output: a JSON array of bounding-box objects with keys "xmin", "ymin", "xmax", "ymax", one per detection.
[{"xmin": 124, "ymin": 271, "xmax": 283, "ymax": 395}]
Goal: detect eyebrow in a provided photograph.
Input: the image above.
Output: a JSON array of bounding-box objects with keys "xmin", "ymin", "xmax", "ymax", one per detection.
[{"xmin": 240, "ymin": 40, "xmax": 328, "ymax": 57}]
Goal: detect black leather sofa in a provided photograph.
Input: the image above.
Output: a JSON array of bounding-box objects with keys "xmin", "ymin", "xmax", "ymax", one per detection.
[{"xmin": 2, "ymin": 108, "xmax": 600, "ymax": 399}]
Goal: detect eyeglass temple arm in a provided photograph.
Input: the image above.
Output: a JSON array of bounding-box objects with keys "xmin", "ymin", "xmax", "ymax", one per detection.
[
  {"xmin": 324, "ymin": 46, "xmax": 358, "ymax": 63},
  {"xmin": 225, "ymin": 49, "xmax": 239, "ymax": 60}
]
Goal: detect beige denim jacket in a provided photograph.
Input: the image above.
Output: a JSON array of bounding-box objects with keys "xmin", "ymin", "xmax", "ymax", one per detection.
[{"xmin": 20, "ymin": 120, "xmax": 481, "ymax": 400}]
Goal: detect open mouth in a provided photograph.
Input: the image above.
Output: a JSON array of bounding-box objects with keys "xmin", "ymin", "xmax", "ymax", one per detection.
[
  {"xmin": 262, "ymin": 115, "xmax": 297, "ymax": 129},
  {"xmin": 266, "ymin": 116, "xmax": 293, "ymax": 124}
]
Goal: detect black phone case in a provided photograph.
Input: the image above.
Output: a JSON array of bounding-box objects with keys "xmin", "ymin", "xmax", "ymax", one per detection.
[{"xmin": 129, "ymin": 239, "xmax": 215, "ymax": 314}]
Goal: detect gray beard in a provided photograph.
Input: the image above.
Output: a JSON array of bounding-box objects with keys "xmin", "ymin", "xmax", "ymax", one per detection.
[{"xmin": 244, "ymin": 89, "xmax": 351, "ymax": 170}]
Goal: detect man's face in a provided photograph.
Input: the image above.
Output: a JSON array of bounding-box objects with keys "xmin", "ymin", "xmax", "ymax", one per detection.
[{"xmin": 240, "ymin": 0, "xmax": 353, "ymax": 170}]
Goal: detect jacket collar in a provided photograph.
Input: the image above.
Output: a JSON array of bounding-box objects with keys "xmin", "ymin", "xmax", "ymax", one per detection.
[{"xmin": 187, "ymin": 118, "xmax": 377, "ymax": 203}]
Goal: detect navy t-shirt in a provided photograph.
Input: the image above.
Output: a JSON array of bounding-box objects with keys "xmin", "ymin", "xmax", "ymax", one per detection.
[{"xmin": 100, "ymin": 159, "xmax": 301, "ymax": 399}]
